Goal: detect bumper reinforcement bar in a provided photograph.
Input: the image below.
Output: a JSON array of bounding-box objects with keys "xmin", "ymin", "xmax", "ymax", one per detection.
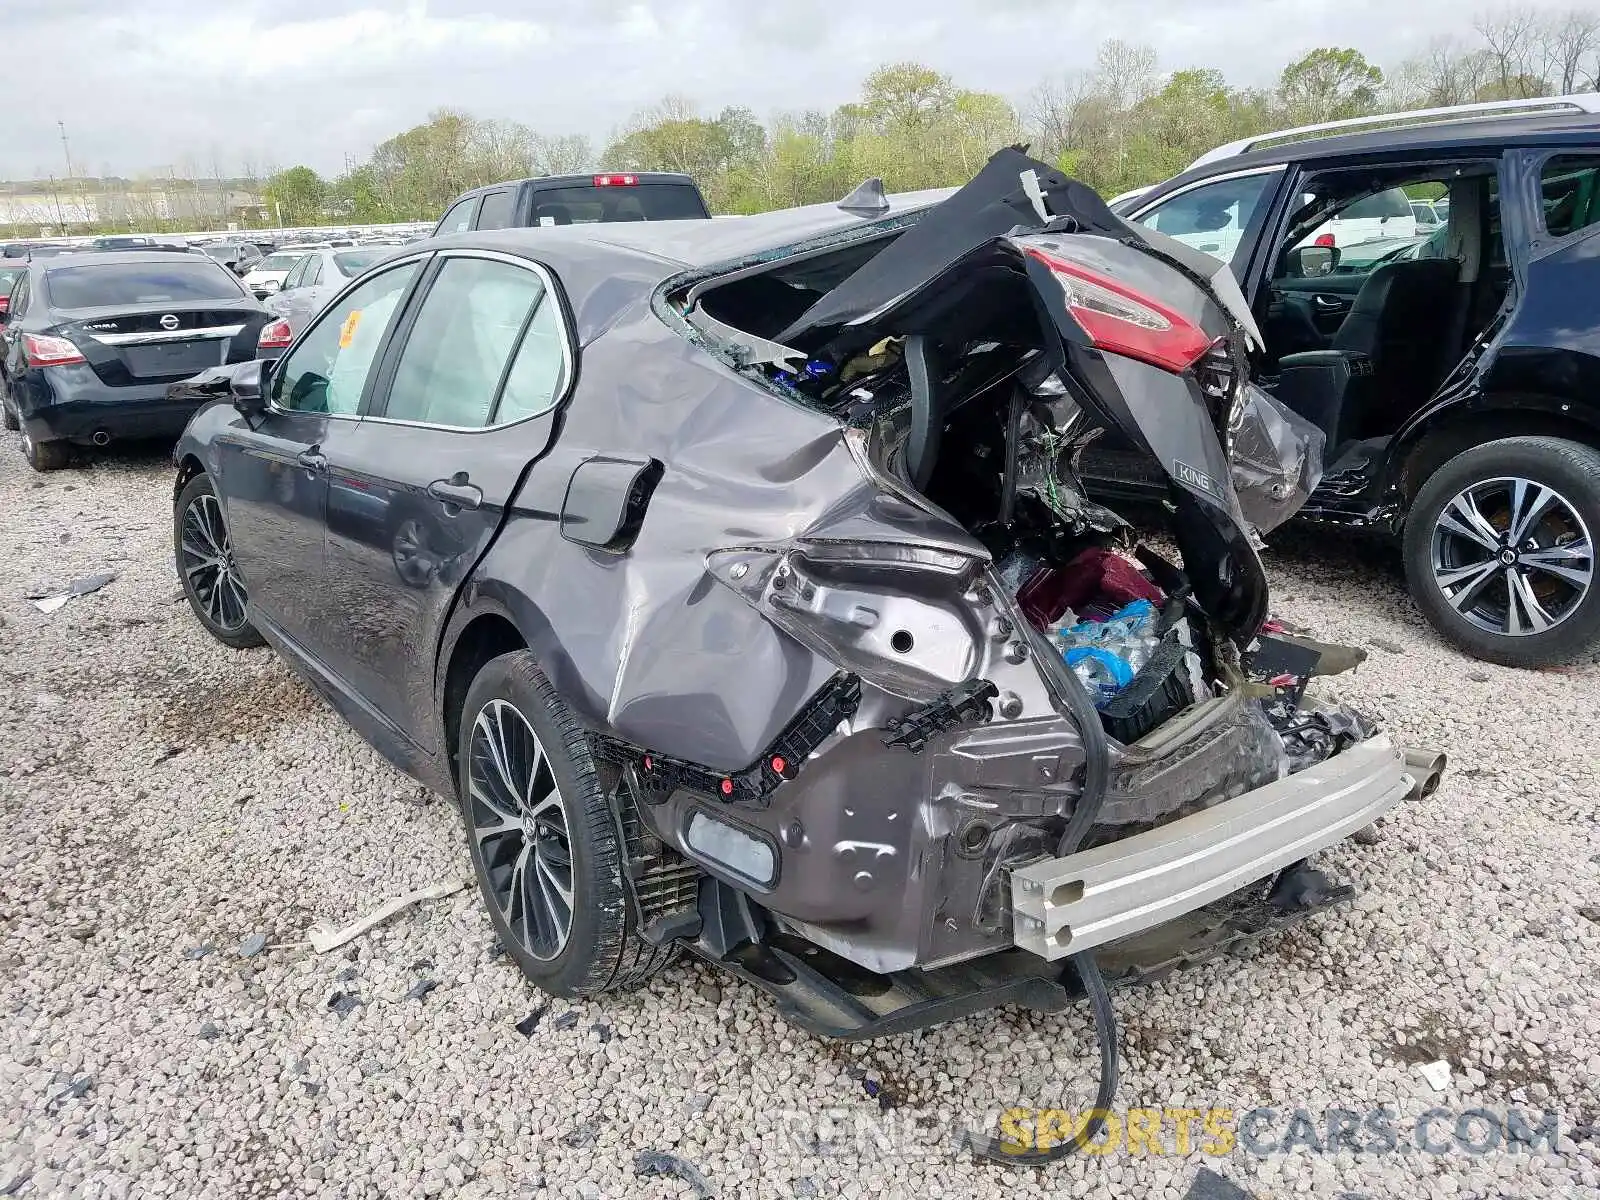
[{"xmin": 1010, "ymin": 733, "xmax": 1413, "ymax": 960}]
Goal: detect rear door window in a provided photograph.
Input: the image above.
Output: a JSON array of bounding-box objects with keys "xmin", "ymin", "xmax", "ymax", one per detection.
[
  {"xmin": 494, "ymin": 293, "xmax": 569, "ymax": 422},
  {"xmin": 304, "ymin": 257, "xmax": 324, "ymax": 287},
  {"xmin": 43, "ymin": 261, "xmax": 245, "ymax": 308},
  {"xmin": 476, "ymin": 189, "xmax": 516, "ymax": 230},
  {"xmin": 380, "ymin": 256, "xmax": 545, "ymax": 428},
  {"xmin": 1538, "ymin": 155, "xmax": 1600, "ymax": 238}
]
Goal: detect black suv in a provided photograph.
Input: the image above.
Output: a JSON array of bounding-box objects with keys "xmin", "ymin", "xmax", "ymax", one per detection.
[
  {"xmin": 1094, "ymin": 95, "xmax": 1600, "ymax": 667},
  {"xmin": 433, "ymin": 172, "xmax": 711, "ymax": 235}
]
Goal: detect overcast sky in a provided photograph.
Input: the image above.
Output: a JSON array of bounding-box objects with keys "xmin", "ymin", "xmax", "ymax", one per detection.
[{"xmin": 0, "ymin": 0, "xmax": 1584, "ymax": 180}]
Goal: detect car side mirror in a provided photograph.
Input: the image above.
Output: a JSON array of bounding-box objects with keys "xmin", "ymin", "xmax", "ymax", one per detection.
[
  {"xmin": 1284, "ymin": 245, "xmax": 1339, "ymax": 278},
  {"xmin": 230, "ymin": 359, "xmax": 269, "ymax": 418}
]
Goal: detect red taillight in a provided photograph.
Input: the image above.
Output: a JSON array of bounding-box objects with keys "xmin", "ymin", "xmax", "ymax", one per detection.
[
  {"xmin": 257, "ymin": 319, "xmax": 293, "ymax": 350},
  {"xmin": 1024, "ymin": 246, "xmax": 1211, "ymax": 373},
  {"xmin": 593, "ymin": 173, "xmax": 638, "ymax": 186},
  {"xmin": 1314, "ymin": 232, "xmax": 1336, "ymax": 248},
  {"xmin": 23, "ymin": 333, "xmax": 86, "ymax": 368},
  {"xmin": 0, "ymin": 297, "xmax": 9, "ymax": 315}
]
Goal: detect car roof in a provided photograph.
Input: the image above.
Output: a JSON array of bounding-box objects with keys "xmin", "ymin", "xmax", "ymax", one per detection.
[
  {"xmin": 35, "ymin": 250, "xmax": 239, "ymax": 269},
  {"xmin": 1170, "ymin": 111, "xmax": 1600, "ymax": 189},
  {"xmin": 429, "ymin": 186, "xmax": 955, "ymax": 270}
]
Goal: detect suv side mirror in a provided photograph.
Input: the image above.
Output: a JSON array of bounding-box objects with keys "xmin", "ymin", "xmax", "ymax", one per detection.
[
  {"xmin": 230, "ymin": 359, "xmax": 269, "ymax": 418},
  {"xmin": 1284, "ymin": 244, "xmax": 1339, "ymax": 278}
]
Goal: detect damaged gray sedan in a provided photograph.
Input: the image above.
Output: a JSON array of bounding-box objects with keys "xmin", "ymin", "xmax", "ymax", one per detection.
[{"xmin": 171, "ymin": 151, "xmax": 1439, "ymax": 1069}]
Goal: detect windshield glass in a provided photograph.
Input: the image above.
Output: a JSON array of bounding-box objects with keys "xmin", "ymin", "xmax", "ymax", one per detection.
[
  {"xmin": 333, "ymin": 250, "xmax": 383, "ymax": 277},
  {"xmin": 45, "ymin": 261, "xmax": 244, "ymax": 308},
  {"xmin": 257, "ymin": 253, "xmax": 308, "ymax": 272},
  {"xmin": 202, "ymin": 244, "xmax": 241, "ymax": 260}
]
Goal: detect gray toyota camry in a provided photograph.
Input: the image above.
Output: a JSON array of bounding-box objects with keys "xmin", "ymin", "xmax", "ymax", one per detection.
[{"xmin": 169, "ymin": 151, "xmax": 1435, "ymax": 1128}]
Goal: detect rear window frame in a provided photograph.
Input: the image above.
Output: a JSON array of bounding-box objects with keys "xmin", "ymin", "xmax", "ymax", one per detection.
[
  {"xmin": 42, "ymin": 259, "xmax": 249, "ymax": 309},
  {"xmin": 1535, "ymin": 151, "xmax": 1600, "ymax": 242},
  {"xmin": 527, "ymin": 181, "xmax": 710, "ymax": 225}
]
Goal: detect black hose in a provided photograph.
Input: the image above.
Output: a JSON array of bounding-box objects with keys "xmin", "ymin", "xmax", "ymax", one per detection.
[
  {"xmin": 963, "ymin": 951, "xmax": 1120, "ymax": 1163},
  {"xmin": 962, "ymin": 604, "xmax": 1123, "ymax": 1165}
]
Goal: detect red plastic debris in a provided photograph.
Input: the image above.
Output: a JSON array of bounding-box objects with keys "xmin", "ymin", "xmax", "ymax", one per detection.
[
  {"xmin": 719, "ymin": 779, "xmax": 734, "ymax": 796},
  {"xmin": 1017, "ymin": 548, "xmax": 1164, "ymax": 629}
]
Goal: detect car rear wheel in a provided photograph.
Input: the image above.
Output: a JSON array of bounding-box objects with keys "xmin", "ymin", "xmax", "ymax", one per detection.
[
  {"xmin": 174, "ymin": 473, "xmax": 265, "ymax": 649},
  {"xmin": 457, "ymin": 651, "xmax": 673, "ymax": 998},
  {"xmin": 0, "ymin": 378, "xmax": 17, "ymax": 431},
  {"xmin": 20, "ymin": 425, "xmax": 69, "ymax": 471},
  {"xmin": 1404, "ymin": 436, "xmax": 1600, "ymax": 667}
]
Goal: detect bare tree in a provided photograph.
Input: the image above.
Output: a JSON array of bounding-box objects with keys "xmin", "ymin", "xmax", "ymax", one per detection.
[
  {"xmin": 1543, "ymin": 8, "xmax": 1600, "ymax": 92},
  {"xmin": 532, "ymin": 134, "xmax": 594, "ymax": 175},
  {"xmin": 1095, "ymin": 40, "xmax": 1159, "ymax": 112},
  {"xmin": 1025, "ymin": 70, "xmax": 1099, "ymax": 162},
  {"xmin": 1475, "ymin": 6, "xmax": 1548, "ymax": 97}
]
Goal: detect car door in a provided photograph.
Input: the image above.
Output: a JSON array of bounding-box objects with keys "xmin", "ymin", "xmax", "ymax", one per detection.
[
  {"xmin": 285, "ymin": 255, "xmax": 326, "ymax": 326},
  {"xmin": 320, "ymin": 249, "xmax": 572, "ymax": 752},
  {"xmin": 213, "ymin": 258, "xmax": 423, "ymax": 656}
]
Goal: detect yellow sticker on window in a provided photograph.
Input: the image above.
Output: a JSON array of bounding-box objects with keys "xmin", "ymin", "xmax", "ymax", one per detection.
[{"xmin": 338, "ymin": 309, "xmax": 362, "ymax": 349}]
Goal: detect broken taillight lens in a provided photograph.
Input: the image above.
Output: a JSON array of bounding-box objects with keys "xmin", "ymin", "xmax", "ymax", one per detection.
[
  {"xmin": 23, "ymin": 333, "xmax": 86, "ymax": 368},
  {"xmin": 1024, "ymin": 246, "xmax": 1211, "ymax": 374}
]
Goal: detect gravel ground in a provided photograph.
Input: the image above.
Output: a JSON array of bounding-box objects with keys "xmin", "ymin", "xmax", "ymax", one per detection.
[{"xmin": 1, "ymin": 447, "xmax": 1597, "ymax": 1200}]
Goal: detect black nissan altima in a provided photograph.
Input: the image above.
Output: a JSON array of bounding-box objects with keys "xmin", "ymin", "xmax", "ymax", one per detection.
[
  {"xmin": 168, "ymin": 150, "xmax": 1419, "ymax": 1054},
  {"xmin": 0, "ymin": 250, "xmax": 269, "ymax": 470}
]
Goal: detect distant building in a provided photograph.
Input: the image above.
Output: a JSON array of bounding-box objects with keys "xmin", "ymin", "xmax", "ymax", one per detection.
[{"xmin": 0, "ymin": 178, "xmax": 265, "ymax": 232}]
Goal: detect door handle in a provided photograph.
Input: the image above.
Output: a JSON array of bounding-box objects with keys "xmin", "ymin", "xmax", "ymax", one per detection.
[
  {"xmin": 296, "ymin": 447, "xmax": 326, "ymax": 471},
  {"xmin": 1313, "ymin": 295, "xmax": 1345, "ymax": 309},
  {"xmin": 428, "ymin": 476, "xmax": 483, "ymax": 511}
]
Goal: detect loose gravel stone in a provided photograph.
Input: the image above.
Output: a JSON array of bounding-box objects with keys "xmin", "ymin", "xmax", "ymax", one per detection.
[{"xmin": 1, "ymin": 453, "xmax": 1596, "ymax": 1200}]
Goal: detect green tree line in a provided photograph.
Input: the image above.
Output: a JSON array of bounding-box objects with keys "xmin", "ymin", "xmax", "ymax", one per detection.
[{"xmin": 256, "ymin": 6, "xmax": 1598, "ymax": 225}]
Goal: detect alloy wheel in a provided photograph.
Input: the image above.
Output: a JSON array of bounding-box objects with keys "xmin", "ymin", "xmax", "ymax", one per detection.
[
  {"xmin": 1429, "ymin": 475, "xmax": 1595, "ymax": 637},
  {"xmin": 467, "ymin": 699, "xmax": 575, "ymax": 961},
  {"xmin": 179, "ymin": 493, "xmax": 250, "ymax": 632}
]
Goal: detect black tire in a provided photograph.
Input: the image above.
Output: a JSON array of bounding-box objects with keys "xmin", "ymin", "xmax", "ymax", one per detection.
[
  {"xmin": 457, "ymin": 651, "xmax": 673, "ymax": 998},
  {"xmin": 1404, "ymin": 435, "xmax": 1600, "ymax": 668},
  {"xmin": 0, "ymin": 379, "xmax": 18, "ymax": 431},
  {"xmin": 173, "ymin": 473, "xmax": 265, "ymax": 649},
  {"xmin": 21, "ymin": 426, "xmax": 69, "ymax": 471}
]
